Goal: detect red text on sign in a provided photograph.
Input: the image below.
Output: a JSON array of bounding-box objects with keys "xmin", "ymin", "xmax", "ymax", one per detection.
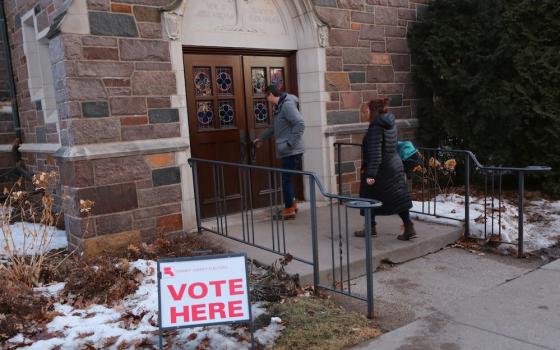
[
  {"xmin": 167, "ymin": 278, "xmax": 244, "ymax": 301},
  {"xmin": 170, "ymin": 300, "xmax": 245, "ymax": 323}
]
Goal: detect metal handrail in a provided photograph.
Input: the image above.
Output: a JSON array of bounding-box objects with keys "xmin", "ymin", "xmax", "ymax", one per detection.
[
  {"xmin": 415, "ymin": 147, "xmax": 551, "ymax": 173},
  {"xmin": 333, "ymin": 142, "xmax": 552, "ymax": 257},
  {"xmin": 188, "ymin": 157, "xmax": 380, "ymax": 205},
  {"xmin": 334, "ymin": 143, "xmax": 551, "ymax": 173},
  {"xmin": 188, "ymin": 157, "xmax": 381, "ymax": 318}
]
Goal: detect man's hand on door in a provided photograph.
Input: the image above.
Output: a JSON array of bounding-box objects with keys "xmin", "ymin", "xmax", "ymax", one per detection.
[{"xmin": 253, "ymin": 138, "xmax": 262, "ymax": 148}]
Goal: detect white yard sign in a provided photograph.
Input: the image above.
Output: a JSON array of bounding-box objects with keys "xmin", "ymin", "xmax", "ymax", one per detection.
[{"xmin": 158, "ymin": 254, "xmax": 251, "ymax": 329}]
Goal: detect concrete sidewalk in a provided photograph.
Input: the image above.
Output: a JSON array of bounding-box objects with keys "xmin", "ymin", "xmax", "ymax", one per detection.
[
  {"xmin": 353, "ymin": 256, "xmax": 560, "ymax": 350},
  {"xmin": 200, "ymin": 202, "xmax": 462, "ymax": 284}
]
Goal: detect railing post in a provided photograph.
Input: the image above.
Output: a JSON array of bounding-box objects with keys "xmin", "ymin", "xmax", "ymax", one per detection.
[
  {"xmin": 336, "ymin": 143, "xmax": 343, "ymax": 196},
  {"xmin": 364, "ymin": 207, "xmax": 374, "ymax": 319},
  {"xmin": 191, "ymin": 160, "xmax": 202, "ymax": 233},
  {"xmin": 309, "ymin": 176, "xmax": 320, "ymax": 293},
  {"xmin": 518, "ymin": 171, "xmax": 525, "ymax": 258},
  {"xmin": 464, "ymin": 153, "xmax": 470, "ymax": 238}
]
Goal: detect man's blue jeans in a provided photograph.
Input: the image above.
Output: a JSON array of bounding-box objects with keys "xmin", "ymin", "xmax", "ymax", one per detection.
[{"xmin": 281, "ymin": 154, "xmax": 302, "ymax": 208}]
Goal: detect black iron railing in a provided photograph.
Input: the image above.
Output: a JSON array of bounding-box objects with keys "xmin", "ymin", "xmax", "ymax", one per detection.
[
  {"xmin": 188, "ymin": 157, "xmax": 381, "ymax": 318},
  {"xmin": 334, "ymin": 142, "xmax": 551, "ymax": 257}
]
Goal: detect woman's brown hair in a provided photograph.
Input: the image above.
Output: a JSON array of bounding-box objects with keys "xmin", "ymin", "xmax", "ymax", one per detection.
[{"xmin": 368, "ymin": 97, "xmax": 389, "ymax": 114}]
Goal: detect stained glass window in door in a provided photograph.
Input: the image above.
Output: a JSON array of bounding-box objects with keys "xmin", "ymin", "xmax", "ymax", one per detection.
[
  {"xmin": 254, "ymin": 99, "xmax": 268, "ymax": 125},
  {"xmin": 193, "ymin": 67, "xmax": 212, "ymax": 97},
  {"xmin": 252, "ymin": 68, "xmax": 266, "ymax": 95},
  {"xmin": 216, "ymin": 67, "xmax": 234, "ymax": 95},
  {"xmin": 219, "ymin": 100, "xmax": 235, "ymax": 128},
  {"xmin": 270, "ymin": 68, "xmax": 285, "ymax": 91},
  {"xmin": 197, "ymin": 101, "xmax": 214, "ymax": 129}
]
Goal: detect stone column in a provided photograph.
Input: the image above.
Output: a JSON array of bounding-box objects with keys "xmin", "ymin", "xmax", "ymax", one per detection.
[{"xmin": 49, "ymin": 0, "xmax": 189, "ymax": 253}]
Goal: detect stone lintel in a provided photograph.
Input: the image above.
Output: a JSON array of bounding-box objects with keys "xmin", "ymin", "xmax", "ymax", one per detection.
[
  {"xmin": 324, "ymin": 118, "xmax": 419, "ymax": 136},
  {"xmin": 54, "ymin": 137, "xmax": 189, "ymax": 161}
]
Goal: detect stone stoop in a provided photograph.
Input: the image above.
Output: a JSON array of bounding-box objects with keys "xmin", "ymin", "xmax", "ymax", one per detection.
[{"xmin": 198, "ymin": 204, "xmax": 463, "ymax": 285}]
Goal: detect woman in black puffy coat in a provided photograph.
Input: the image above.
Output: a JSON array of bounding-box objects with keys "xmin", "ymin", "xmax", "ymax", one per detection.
[{"xmin": 354, "ymin": 97, "xmax": 415, "ymax": 240}]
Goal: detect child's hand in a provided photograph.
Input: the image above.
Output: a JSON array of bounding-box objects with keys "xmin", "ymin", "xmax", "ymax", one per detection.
[{"xmin": 366, "ymin": 178, "xmax": 375, "ymax": 185}]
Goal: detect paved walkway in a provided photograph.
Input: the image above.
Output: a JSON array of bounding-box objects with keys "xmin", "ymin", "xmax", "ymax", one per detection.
[
  {"xmin": 200, "ymin": 202, "xmax": 462, "ymax": 284},
  {"xmin": 353, "ymin": 255, "xmax": 560, "ymax": 350}
]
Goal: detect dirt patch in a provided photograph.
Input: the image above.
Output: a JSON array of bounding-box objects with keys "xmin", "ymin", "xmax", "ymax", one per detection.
[{"xmin": 269, "ymin": 296, "xmax": 381, "ymax": 350}]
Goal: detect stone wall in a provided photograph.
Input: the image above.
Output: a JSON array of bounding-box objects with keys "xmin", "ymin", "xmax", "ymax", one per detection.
[
  {"xmin": 61, "ymin": 152, "xmax": 183, "ymax": 251},
  {"xmin": 314, "ymin": 0, "xmax": 425, "ymax": 195},
  {"xmin": 314, "ymin": 0, "xmax": 427, "ymax": 124},
  {"xmin": 2, "ymin": 0, "xmax": 186, "ymax": 252}
]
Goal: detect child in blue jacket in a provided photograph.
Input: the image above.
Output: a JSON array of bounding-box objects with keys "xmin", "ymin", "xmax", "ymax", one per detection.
[{"xmin": 397, "ymin": 141, "xmax": 422, "ymax": 180}]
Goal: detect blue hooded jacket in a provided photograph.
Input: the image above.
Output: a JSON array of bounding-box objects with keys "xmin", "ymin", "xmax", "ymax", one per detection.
[{"xmin": 397, "ymin": 141, "xmax": 418, "ymax": 161}]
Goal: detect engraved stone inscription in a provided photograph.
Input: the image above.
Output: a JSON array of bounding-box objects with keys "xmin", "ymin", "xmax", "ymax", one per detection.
[{"xmin": 185, "ymin": 0, "xmax": 287, "ymax": 34}]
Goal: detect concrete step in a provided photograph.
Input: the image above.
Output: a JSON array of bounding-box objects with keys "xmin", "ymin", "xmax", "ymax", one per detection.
[{"xmin": 199, "ymin": 202, "xmax": 463, "ymax": 285}]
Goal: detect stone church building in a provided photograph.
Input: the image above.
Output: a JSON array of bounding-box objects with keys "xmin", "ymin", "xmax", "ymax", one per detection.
[{"xmin": 0, "ymin": 0, "xmax": 425, "ymax": 251}]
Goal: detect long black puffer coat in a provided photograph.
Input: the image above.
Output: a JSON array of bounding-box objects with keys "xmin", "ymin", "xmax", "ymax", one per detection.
[{"xmin": 359, "ymin": 113, "xmax": 412, "ymax": 215}]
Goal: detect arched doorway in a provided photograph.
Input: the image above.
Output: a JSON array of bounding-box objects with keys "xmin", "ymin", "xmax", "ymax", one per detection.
[{"xmin": 163, "ymin": 0, "xmax": 329, "ymax": 220}]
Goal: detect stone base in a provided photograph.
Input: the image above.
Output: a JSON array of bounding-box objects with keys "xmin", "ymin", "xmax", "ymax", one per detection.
[{"xmin": 81, "ymin": 229, "xmax": 142, "ymax": 257}]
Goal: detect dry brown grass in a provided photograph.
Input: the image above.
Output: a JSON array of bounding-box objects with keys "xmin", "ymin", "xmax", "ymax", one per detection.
[{"xmin": 270, "ymin": 296, "xmax": 381, "ymax": 350}]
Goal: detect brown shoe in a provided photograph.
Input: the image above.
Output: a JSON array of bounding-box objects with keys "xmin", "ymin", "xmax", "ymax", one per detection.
[
  {"xmin": 290, "ymin": 199, "xmax": 298, "ymax": 213},
  {"xmin": 273, "ymin": 207, "xmax": 296, "ymax": 220},
  {"xmin": 354, "ymin": 225, "xmax": 377, "ymax": 237},
  {"xmin": 397, "ymin": 222, "xmax": 417, "ymax": 241}
]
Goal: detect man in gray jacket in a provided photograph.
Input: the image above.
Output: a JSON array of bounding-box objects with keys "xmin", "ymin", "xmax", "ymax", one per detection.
[{"xmin": 253, "ymin": 85, "xmax": 305, "ymax": 219}]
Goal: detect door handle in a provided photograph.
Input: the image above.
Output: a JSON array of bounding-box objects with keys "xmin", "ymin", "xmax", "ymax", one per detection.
[
  {"xmin": 249, "ymin": 129, "xmax": 257, "ymax": 163},
  {"xmin": 240, "ymin": 130, "xmax": 247, "ymax": 163}
]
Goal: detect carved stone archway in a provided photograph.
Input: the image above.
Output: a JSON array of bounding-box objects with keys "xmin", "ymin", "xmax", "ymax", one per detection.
[
  {"xmin": 161, "ymin": 0, "xmax": 332, "ymax": 229},
  {"xmin": 162, "ymin": 0, "xmax": 328, "ymax": 50}
]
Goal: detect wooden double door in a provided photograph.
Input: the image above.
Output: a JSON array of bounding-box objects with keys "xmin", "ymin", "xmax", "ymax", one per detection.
[{"xmin": 184, "ymin": 52, "xmax": 302, "ymax": 217}]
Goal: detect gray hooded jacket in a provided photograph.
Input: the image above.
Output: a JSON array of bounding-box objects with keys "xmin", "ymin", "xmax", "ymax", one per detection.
[{"xmin": 259, "ymin": 93, "xmax": 305, "ymax": 158}]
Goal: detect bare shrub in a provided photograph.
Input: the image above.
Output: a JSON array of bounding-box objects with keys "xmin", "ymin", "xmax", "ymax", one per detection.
[{"xmin": 0, "ymin": 172, "xmax": 69, "ymax": 286}]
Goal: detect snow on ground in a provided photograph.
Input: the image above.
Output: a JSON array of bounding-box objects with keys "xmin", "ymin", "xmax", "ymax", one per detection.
[
  {"xmin": 8, "ymin": 259, "xmax": 284, "ymax": 350},
  {"xmin": 411, "ymin": 194, "xmax": 560, "ymax": 251},
  {"xmin": 0, "ymin": 222, "xmax": 67, "ymax": 261},
  {"xmin": 34, "ymin": 282, "xmax": 66, "ymax": 297}
]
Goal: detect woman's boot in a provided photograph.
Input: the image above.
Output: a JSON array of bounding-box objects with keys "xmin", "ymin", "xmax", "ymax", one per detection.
[
  {"xmin": 397, "ymin": 222, "xmax": 417, "ymax": 240},
  {"xmin": 354, "ymin": 225, "xmax": 377, "ymax": 237}
]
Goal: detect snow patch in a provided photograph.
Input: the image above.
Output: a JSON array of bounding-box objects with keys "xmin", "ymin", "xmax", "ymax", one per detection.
[
  {"xmin": 255, "ymin": 317, "xmax": 284, "ymax": 348},
  {"xmin": 411, "ymin": 194, "xmax": 560, "ymax": 251},
  {"xmin": 0, "ymin": 222, "xmax": 67, "ymax": 260},
  {"xmin": 34, "ymin": 282, "xmax": 66, "ymax": 297}
]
